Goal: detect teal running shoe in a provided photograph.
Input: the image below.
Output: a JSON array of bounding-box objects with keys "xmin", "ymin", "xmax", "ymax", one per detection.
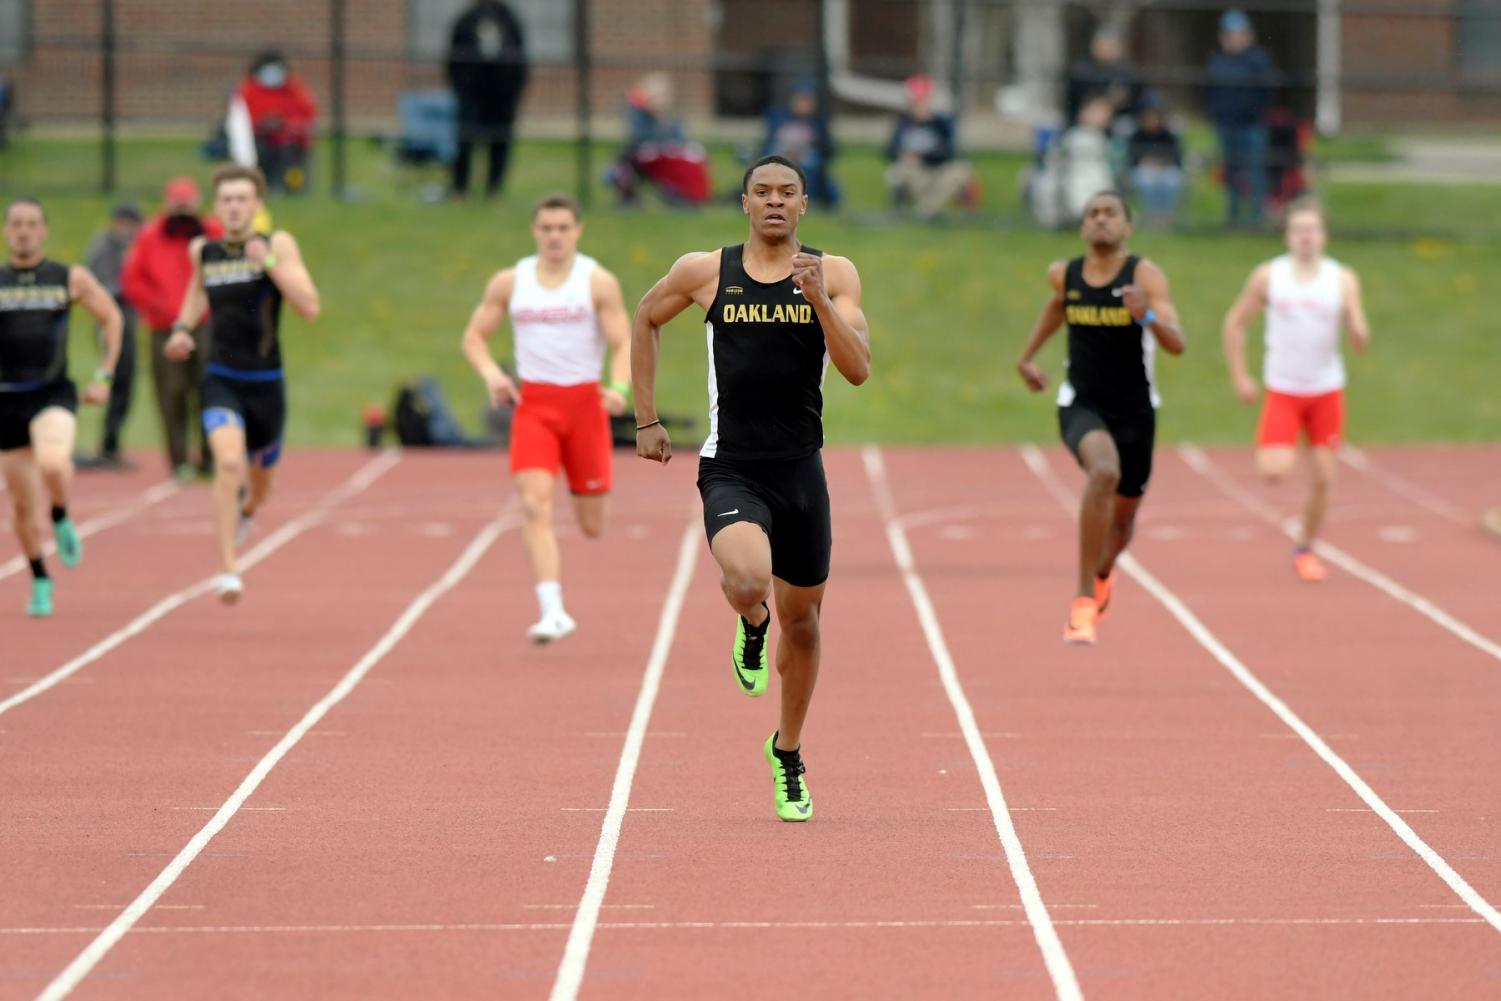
[
  {"xmin": 54, "ymin": 517, "xmax": 82, "ymax": 568},
  {"xmin": 27, "ymin": 577, "xmax": 54, "ymax": 618}
]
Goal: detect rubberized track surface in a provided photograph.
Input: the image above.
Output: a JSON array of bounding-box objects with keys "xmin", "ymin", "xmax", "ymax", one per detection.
[{"xmin": 2, "ymin": 445, "xmax": 1498, "ymax": 999}]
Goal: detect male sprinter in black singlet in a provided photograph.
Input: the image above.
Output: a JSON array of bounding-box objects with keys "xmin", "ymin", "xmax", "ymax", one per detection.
[
  {"xmin": 632, "ymin": 155, "xmax": 871, "ymax": 822},
  {"xmin": 2, "ymin": 197, "xmax": 123, "ymax": 617},
  {"xmin": 165, "ymin": 165, "xmax": 320, "ymax": 604},
  {"xmin": 1017, "ymin": 191, "xmax": 1185, "ymax": 646}
]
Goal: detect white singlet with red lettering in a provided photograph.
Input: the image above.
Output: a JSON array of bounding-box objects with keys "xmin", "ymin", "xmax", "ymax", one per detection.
[
  {"xmin": 509, "ymin": 253, "xmax": 602, "ymax": 387},
  {"xmin": 1263, "ymin": 254, "xmax": 1346, "ymax": 395}
]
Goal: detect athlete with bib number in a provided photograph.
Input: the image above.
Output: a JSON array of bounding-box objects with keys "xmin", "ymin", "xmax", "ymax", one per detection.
[
  {"xmin": 461, "ymin": 194, "xmax": 632, "ymax": 645},
  {"xmin": 1222, "ymin": 197, "xmax": 1371, "ymax": 582}
]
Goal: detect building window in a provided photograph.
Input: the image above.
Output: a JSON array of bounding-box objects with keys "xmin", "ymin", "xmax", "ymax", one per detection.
[
  {"xmin": 0, "ymin": 0, "xmax": 27, "ymax": 64},
  {"xmin": 410, "ymin": 0, "xmax": 573, "ymax": 64},
  {"xmin": 1458, "ymin": 0, "xmax": 1501, "ymax": 75}
]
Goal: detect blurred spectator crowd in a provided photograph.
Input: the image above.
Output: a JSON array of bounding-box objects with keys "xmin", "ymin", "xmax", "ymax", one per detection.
[{"xmin": 46, "ymin": 1, "xmax": 1302, "ymax": 229}]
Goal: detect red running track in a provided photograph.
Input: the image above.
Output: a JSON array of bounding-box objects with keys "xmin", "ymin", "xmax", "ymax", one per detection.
[{"xmin": 1, "ymin": 446, "xmax": 1497, "ymax": 1000}]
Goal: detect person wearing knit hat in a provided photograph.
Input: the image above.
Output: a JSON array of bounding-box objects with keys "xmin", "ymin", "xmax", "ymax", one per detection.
[{"xmin": 1206, "ymin": 9, "xmax": 1278, "ymax": 228}]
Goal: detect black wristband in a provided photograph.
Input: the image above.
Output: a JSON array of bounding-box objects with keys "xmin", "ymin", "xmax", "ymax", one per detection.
[{"xmin": 635, "ymin": 419, "xmax": 663, "ymax": 431}]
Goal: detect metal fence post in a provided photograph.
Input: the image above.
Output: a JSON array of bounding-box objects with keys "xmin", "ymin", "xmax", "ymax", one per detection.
[
  {"xmin": 574, "ymin": 0, "xmax": 592, "ymax": 208},
  {"xmin": 101, "ymin": 0, "xmax": 117, "ymax": 194},
  {"xmin": 330, "ymin": 0, "xmax": 347, "ymax": 197}
]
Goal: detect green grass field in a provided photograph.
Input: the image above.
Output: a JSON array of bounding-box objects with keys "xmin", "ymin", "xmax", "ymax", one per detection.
[{"xmin": 8, "ymin": 136, "xmax": 1498, "ymax": 450}]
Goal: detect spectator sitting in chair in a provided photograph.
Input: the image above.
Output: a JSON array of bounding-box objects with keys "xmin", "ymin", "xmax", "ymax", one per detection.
[
  {"xmin": 232, "ymin": 51, "xmax": 318, "ymax": 194},
  {"xmin": 607, "ymin": 73, "xmax": 711, "ymax": 207},
  {"xmin": 1127, "ymin": 92, "xmax": 1185, "ymax": 228},
  {"xmin": 884, "ymin": 74, "xmax": 974, "ymax": 221},
  {"xmin": 1027, "ymin": 94, "xmax": 1116, "ymax": 228},
  {"xmin": 761, "ymin": 80, "xmax": 840, "ymax": 208}
]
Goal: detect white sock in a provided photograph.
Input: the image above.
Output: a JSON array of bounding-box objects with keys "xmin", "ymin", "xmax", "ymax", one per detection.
[{"xmin": 536, "ymin": 581, "xmax": 564, "ymax": 619}]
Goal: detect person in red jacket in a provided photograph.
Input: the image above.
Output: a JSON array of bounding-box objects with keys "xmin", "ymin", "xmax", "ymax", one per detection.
[
  {"xmin": 234, "ymin": 51, "xmax": 318, "ymax": 194},
  {"xmin": 121, "ymin": 177, "xmax": 223, "ymax": 478}
]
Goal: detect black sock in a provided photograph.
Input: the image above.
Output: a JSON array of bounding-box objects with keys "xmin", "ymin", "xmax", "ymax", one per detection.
[
  {"xmin": 29, "ymin": 557, "xmax": 48, "ymax": 580},
  {"xmin": 771, "ymin": 731, "xmax": 800, "ymax": 759},
  {"xmin": 742, "ymin": 602, "xmax": 770, "ymax": 633},
  {"xmin": 50, "ymin": 505, "xmax": 67, "ymax": 524}
]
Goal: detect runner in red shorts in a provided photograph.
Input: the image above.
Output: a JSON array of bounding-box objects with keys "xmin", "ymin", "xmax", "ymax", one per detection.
[
  {"xmin": 462, "ymin": 194, "xmax": 631, "ymax": 642},
  {"xmin": 1222, "ymin": 197, "xmax": 1371, "ymax": 581}
]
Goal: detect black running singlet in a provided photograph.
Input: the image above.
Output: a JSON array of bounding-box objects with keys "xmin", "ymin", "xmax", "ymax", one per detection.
[
  {"xmin": 701, "ymin": 244, "xmax": 828, "ymax": 461},
  {"xmin": 1061, "ymin": 254, "xmax": 1157, "ymax": 414},
  {"xmin": 201, "ymin": 236, "xmax": 284, "ymax": 375},
  {"xmin": 0, "ymin": 260, "xmax": 71, "ymax": 390}
]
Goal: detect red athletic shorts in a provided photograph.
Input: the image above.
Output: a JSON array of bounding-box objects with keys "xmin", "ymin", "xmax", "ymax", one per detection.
[
  {"xmin": 510, "ymin": 381, "xmax": 613, "ymax": 495},
  {"xmin": 1256, "ymin": 388, "xmax": 1344, "ymax": 449}
]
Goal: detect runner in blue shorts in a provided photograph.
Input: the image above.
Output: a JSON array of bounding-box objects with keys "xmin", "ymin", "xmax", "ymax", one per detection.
[{"xmin": 165, "ymin": 165, "xmax": 321, "ymax": 604}]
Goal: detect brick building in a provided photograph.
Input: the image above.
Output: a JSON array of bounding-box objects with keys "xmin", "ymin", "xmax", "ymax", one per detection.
[
  {"xmin": 0, "ymin": 0, "xmax": 715, "ymax": 130},
  {"xmin": 0, "ymin": 0, "xmax": 1495, "ymax": 133}
]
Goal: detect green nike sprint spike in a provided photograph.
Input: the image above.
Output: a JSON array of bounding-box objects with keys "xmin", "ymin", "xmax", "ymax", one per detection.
[
  {"xmin": 54, "ymin": 517, "xmax": 83, "ymax": 568},
  {"xmin": 764, "ymin": 732, "xmax": 812, "ymax": 822},
  {"xmin": 732, "ymin": 605, "xmax": 770, "ymax": 698},
  {"xmin": 27, "ymin": 578, "xmax": 54, "ymax": 618}
]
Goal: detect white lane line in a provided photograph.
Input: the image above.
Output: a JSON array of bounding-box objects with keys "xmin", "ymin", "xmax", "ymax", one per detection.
[
  {"xmin": 35, "ymin": 509, "xmax": 516, "ymax": 1001},
  {"xmin": 546, "ymin": 518, "xmax": 700, "ymax": 1001},
  {"xmin": 1339, "ymin": 446, "xmax": 1472, "ymax": 527},
  {"xmin": 4, "ymin": 915, "xmax": 1485, "ymax": 936},
  {"xmin": 558, "ymin": 807, "xmax": 674, "ymax": 813},
  {"xmin": 0, "ymin": 480, "xmax": 180, "ymax": 581},
  {"xmin": 864, "ymin": 445, "xmax": 1083, "ymax": 1001},
  {"xmin": 525, "ymin": 904, "xmax": 656, "ymax": 911},
  {"xmin": 0, "ymin": 452, "xmax": 400, "ymax": 720},
  {"xmin": 1022, "ymin": 444, "xmax": 1501, "ymax": 937},
  {"xmin": 1328, "ymin": 808, "xmax": 1439, "ymax": 815},
  {"xmin": 1178, "ymin": 444, "xmax": 1501, "ymax": 663},
  {"xmin": 169, "ymin": 806, "xmax": 285, "ymax": 813}
]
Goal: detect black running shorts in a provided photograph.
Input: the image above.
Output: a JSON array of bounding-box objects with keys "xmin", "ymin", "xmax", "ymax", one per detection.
[
  {"xmin": 1059, "ymin": 399, "xmax": 1157, "ymax": 498},
  {"xmin": 202, "ymin": 373, "xmax": 287, "ymax": 464},
  {"xmin": 0, "ymin": 380, "xmax": 77, "ymax": 451},
  {"xmin": 697, "ymin": 451, "xmax": 832, "ymax": 588}
]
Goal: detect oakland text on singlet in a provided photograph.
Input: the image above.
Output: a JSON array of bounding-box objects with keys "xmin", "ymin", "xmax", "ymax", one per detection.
[{"xmin": 701, "ymin": 243, "xmax": 829, "ymax": 459}]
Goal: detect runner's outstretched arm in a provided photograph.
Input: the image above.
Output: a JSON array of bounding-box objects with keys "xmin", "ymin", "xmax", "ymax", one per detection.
[
  {"xmin": 1223, "ymin": 263, "xmax": 1270, "ymax": 403},
  {"xmin": 70, "ymin": 265, "xmax": 123, "ymax": 405},
  {"xmin": 1128, "ymin": 259, "xmax": 1185, "ymax": 356},
  {"xmin": 593, "ymin": 267, "xmax": 633, "ymax": 415},
  {"xmin": 164, "ymin": 237, "xmax": 208, "ymax": 362},
  {"xmin": 792, "ymin": 251, "xmax": 869, "ymax": 386},
  {"xmin": 1017, "ymin": 260, "xmax": 1067, "ymax": 392},
  {"xmin": 1341, "ymin": 266, "xmax": 1371, "ymax": 352},
  {"xmin": 460, "ymin": 269, "xmax": 521, "ymax": 408},
  {"xmin": 630, "ymin": 251, "xmax": 718, "ymax": 464},
  {"xmin": 265, "ymin": 231, "xmax": 320, "ymax": 321}
]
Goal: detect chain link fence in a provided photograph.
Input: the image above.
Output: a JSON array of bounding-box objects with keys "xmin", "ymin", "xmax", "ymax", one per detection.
[{"xmin": 0, "ymin": 0, "xmax": 1497, "ymax": 234}]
